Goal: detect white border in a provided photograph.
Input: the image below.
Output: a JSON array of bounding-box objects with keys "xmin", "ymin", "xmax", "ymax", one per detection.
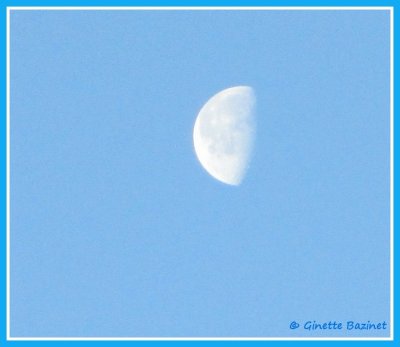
[
  {"xmin": 6, "ymin": 4, "xmax": 10, "ymax": 343},
  {"xmin": 6, "ymin": 6, "xmax": 394, "ymax": 342},
  {"xmin": 390, "ymin": 6, "xmax": 395, "ymax": 343},
  {"xmin": 4, "ymin": 6, "xmax": 394, "ymax": 10}
]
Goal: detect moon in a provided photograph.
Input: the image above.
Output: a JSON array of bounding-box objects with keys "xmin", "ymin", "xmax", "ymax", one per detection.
[{"xmin": 193, "ymin": 86, "xmax": 256, "ymax": 186}]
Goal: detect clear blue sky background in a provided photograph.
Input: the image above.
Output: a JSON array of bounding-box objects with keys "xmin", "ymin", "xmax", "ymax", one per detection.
[{"xmin": 10, "ymin": 9, "xmax": 390, "ymax": 337}]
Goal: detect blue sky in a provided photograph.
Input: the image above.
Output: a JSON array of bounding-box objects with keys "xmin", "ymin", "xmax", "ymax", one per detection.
[{"xmin": 10, "ymin": 9, "xmax": 390, "ymax": 337}]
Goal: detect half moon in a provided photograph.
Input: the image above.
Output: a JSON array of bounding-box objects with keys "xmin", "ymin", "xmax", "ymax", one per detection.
[{"xmin": 193, "ymin": 86, "xmax": 256, "ymax": 186}]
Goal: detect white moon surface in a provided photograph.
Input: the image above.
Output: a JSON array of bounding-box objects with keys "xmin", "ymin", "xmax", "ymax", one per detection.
[{"xmin": 193, "ymin": 86, "xmax": 256, "ymax": 186}]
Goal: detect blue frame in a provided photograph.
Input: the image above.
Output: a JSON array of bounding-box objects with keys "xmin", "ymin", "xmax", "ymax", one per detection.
[{"xmin": 2, "ymin": 1, "xmax": 396, "ymax": 345}]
